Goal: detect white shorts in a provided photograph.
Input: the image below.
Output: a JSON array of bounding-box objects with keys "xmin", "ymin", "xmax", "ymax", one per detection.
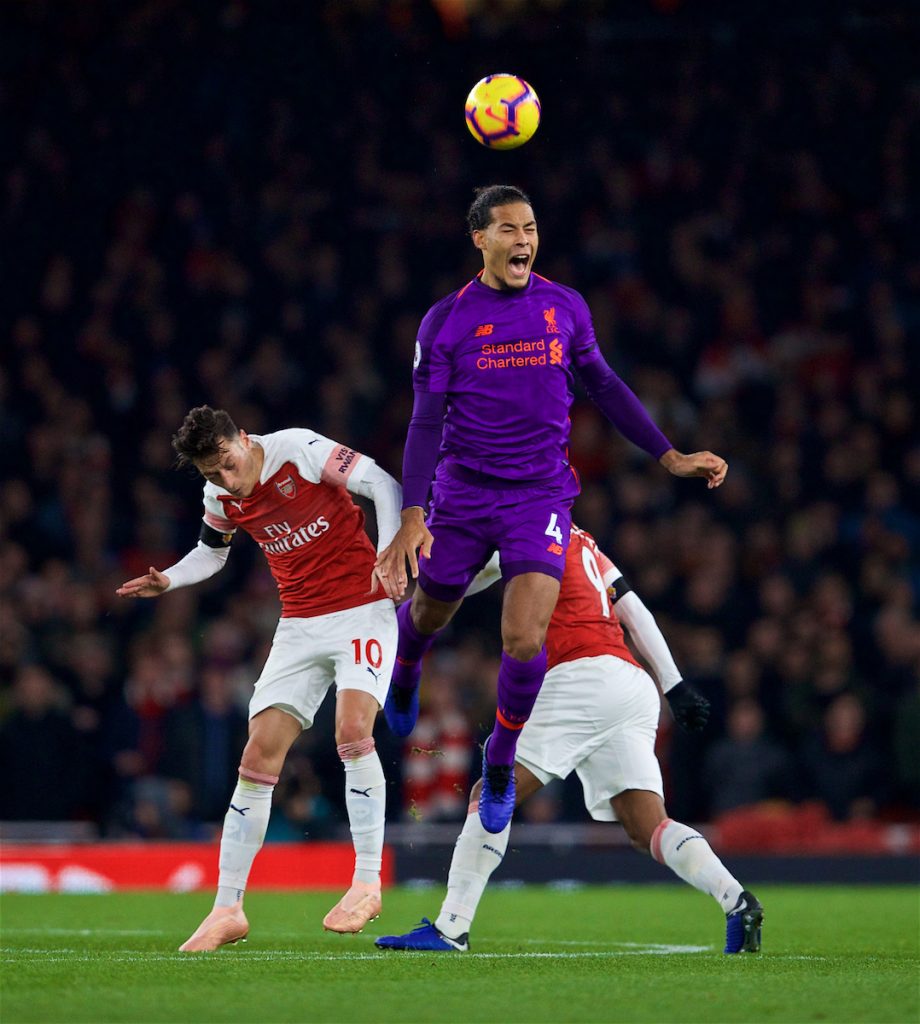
[
  {"xmin": 515, "ymin": 655, "xmax": 663, "ymax": 822},
  {"xmin": 249, "ymin": 599, "xmax": 397, "ymax": 729}
]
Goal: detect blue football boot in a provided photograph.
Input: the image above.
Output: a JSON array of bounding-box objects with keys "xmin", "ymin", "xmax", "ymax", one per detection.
[
  {"xmin": 478, "ymin": 736, "xmax": 516, "ymax": 834},
  {"xmin": 724, "ymin": 889, "xmax": 763, "ymax": 953},
  {"xmin": 383, "ymin": 682, "xmax": 419, "ymax": 737},
  {"xmin": 375, "ymin": 918, "xmax": 468, "ymax": 952}
]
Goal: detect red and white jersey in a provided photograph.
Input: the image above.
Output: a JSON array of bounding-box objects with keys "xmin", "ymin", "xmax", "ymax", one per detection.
[
  {"xmin": 545, "ymin": 526, "xmax": 642, "ymax": 672},
  {"xmin": 202, "ymin": 429, "xmax": 379, "ymax": 619}
]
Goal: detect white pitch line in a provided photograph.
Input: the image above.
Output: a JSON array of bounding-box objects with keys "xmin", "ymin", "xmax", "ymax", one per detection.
[
  {"xmin": 518, "ymin": 938, "xmax": 715, "ymax": 952},
  {"xmin": 0, "ymin": 946, "xmax": 827, "ymax": 962},
  {"xmin": 3, "ymin": 928, "xmax": 168, "ymax": 936},
  {"xmin": 0, "ymin": 930, "xmax": 713, "ymax": 953},
  {"xmin": 0, "ymin": 948, "xmax": 712, "ymax": 964},
  {"xmin": 0, "ymin": 946, "xmax": 831, "ymax": 962}
]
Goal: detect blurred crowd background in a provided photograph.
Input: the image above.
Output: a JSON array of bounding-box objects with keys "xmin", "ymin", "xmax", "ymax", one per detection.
[{"xmin": 2, "ymin": 0, "xmax": 918, "ymax": 841}]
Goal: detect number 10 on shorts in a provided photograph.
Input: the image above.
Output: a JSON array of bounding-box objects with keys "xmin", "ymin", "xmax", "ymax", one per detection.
[{"xmin": 351, "ymin": 637, "xmax": 383, "ymax": 668}]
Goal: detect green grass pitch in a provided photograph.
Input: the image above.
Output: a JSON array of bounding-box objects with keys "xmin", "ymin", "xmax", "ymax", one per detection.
[{"xmin": 1, "ymin": 886, "xmax": 917, "ymax": 1023}]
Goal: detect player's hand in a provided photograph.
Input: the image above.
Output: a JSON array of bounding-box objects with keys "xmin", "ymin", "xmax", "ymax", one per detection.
[
  {"xmin": 115, "ymin": 566, "xmax": 171, "ymax": 598},
  {"xmin": 666, "ymin": 681, "xmax": 711, "ymax": 732},
  {"xmin": 372, "ymin": 508, "xmax": 433, "ymax": 600},
  {"xmin": 659, "ymin": 449, "xmax": 727, "ymax": 489}
]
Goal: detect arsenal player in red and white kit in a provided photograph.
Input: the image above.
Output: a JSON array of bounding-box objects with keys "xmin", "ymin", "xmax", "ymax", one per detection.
[
  {"xmin": 117, "ymin": 406, "xmax": 402, "ymax": 949},
  {"xmin": 376, "ymin": 526, "xmax": 764, "ymax": 955}
]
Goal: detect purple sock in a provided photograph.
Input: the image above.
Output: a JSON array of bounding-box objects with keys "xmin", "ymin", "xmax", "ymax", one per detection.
[
  {"xmin": 391, "ymin": 599, "xmax": 437, "ymax": 691},
  {"xmin": 487, "ymin": 648, "xmax": 548, "ymax": 766}
]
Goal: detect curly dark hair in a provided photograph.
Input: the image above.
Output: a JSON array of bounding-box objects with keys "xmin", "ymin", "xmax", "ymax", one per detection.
[
  {"xmin": 172, "ymin": 405, "xmax": 240, "ymax": 467},
  {"xmin": 466, "ymin": 184, "xmax": 533, "ymax": 234}
]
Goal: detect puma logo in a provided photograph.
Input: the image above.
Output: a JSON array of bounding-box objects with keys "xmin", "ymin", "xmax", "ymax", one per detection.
[
  {"xmin": 349, "ymin": 787, "xmax": 372, "ymax": 798},
  {"xmin": 366, "ymin": 666, "xmax": 381, "ymax": 681},
  {"xmin": 230, "ymin": 804, "xmax": 249, "ymax": 816}
]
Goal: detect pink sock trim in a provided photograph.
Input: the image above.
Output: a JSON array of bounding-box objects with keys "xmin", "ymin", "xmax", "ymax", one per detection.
[
  {"xmin": 238, "ymin": 765, "xmax": 279, "ymax": 786},
  {"xmin": 467, "ymin": 800, "xmax": 479, "ymax": 816},
  {"xmin": 337, "ymin": 737, "xmax": 376, "ymax": 761},
  {"xmin": 650, "ymin": 817, "xmax": 673, "ymax": 864}
]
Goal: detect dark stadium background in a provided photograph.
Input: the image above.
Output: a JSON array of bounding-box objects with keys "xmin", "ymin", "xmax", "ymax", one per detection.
[{"xmin": 1, "ymin": 1, "xmax": 917, "ymax": 873}]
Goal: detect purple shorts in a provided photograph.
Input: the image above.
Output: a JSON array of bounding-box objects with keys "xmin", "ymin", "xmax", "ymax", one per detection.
[{"xmin": 417, "ymin": 462, "xmax": 581, "ymax": 603}]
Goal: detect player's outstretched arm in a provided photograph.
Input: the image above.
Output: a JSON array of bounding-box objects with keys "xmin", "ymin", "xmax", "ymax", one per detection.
[
  {"xmin": 658, "ymin": 448, "xmax": 728, "ymax": 490},
  {"xmin": 116, "ymin": 536, "xmax": 231, "ymax": 598},
  {"xmin": 373, "ymin": 388, "xmax": 445, "ymax": 599},
  {"xmin": 116, "ymin": 566, "xmax": 171, "ymax": 598},
  {"xmin": 614, "ymin": 588, "xmax": 710, "ymax": 732},
  {"xmin": 574, "ymin": 344, "xmax": 726, "ymax": 490},
  {"xmin": 374, "ymin": 507, "xmax": 433, "ymax": 600}
]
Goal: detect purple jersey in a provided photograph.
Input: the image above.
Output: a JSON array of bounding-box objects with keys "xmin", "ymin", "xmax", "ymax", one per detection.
[{"xmin": 413, "ymin": 273, "xmax": 597, "ymax": 481}]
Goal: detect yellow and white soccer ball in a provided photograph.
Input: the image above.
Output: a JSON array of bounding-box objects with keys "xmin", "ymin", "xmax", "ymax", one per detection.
[{"xmin": 464, "ymin": 74, "xmax": 541, "ymax": 150}]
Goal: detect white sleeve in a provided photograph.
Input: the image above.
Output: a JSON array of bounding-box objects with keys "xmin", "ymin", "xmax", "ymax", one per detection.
[
  {"xmin": 163, "ymin": 542, "xmax": 230, "ymax": 591},
  {"xmin": 600, "ymin": 557, "xmax": 622, "ymax": 590},
  {"xmin": 465, "ymin": 552, "xmax": 502, "ymax": 597},
  {"xmin": 347, "ymin": 461, "xmax": 402, "ymax": 553},
  {"xmin": 202, "ymin": 486, "xmax": 237, "ymax": 535},
  {"xmin": 279, "ymin": 428, "xmax": 368, "ymax": 488},
  {"xmin": 614, "ymin": 590, "xmax": 683, "ymax": 693}
]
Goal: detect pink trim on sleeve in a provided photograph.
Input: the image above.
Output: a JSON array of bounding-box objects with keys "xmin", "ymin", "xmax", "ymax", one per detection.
[
  {"xmin": 321, "ymin": 446, "xmax": 363, "ymax": 487},
  {"xmin": 204, "ymin": 511, "xmax": 235, "ymax": 533},
  {"xmin": 596, "ymin": 549, "xmax": 616, "ymax": 579}
]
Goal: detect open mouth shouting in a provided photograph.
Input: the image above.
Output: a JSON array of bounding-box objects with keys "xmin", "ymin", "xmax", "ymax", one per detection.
[{"xmin": 507, "ymin": 251, "xmax": 531, "ymax": 282}]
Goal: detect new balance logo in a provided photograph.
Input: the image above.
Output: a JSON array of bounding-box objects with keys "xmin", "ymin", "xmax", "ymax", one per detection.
[
  {"xmin": 350, "ymin": 787, "xmax": 372, "ymax": 798},
  {"xmin": 474, "ymin": 323, "xmax": 494, "ymax": 337},
  {"xmin": 230, "ymin": 804, "xmax": 249, "ymax": 816},
  {"xmin": 546, "ymin": 542, "xmax": 564, "ymax": 555}
]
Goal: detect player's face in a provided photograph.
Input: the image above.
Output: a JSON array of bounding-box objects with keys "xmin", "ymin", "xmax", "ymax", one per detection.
[
  {"xmin": 473, "ymin": 202, "xmax": 538, "ymax": 291},
  {"xmin": 195, "ymin": 432, "xmax": 262, "ymax": 498}
]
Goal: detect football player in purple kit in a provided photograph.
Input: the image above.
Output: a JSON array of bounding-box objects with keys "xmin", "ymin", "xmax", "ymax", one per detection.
[{"xmin": 375, "ymin": 185, "xmax": 727, "ymax": 834}]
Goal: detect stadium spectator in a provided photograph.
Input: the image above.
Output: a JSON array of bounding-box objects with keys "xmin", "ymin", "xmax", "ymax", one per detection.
[
  {"xmin": 0, "ymin": 666, "xmax": 86, "ymax": 821},
  {"xmin": 799, "ymin": 693, "xmax": 887, "ymax": 821},
  {"xmin": 703, "ymin": 699, "xmax": 794, "ymax": 817},
  {"xmin": 0, "ymin": 1, "xmax": 916, "ymax": 835}
]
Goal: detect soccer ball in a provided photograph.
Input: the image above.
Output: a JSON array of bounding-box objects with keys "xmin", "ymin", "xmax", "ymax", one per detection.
[{"xmin": 464, "ymin": 74, "xmax": 541, "ymax": 150}]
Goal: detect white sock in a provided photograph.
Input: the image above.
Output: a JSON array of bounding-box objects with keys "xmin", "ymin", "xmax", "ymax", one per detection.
[
  {"xmin": 436, "ymin": 810, "xmax": 510, "ymax": 939},
  {"xmin": 340, "ymin": 746, "xmax": 386, "ymax": 886},
  {"xmin": 214, "ymin": 778, "xmax": 274, "ymax": 908},
  {"xmin": 651, "ymin": 818, "xmax": 743, "ymax": 913}
]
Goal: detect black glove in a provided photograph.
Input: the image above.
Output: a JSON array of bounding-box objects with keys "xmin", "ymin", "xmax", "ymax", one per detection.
[{"xmin": 666, "ymin": 681, "xmax": 711, "ymax": 733}]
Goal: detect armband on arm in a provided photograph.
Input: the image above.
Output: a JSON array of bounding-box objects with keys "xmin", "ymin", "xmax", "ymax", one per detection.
[
  {"xmin": 162, "ymin": 531, "xmax": 232, "ymax": 591},
  {"xmin": 200, "ymin": 522, "xmax": 234, "ymax": 549}
]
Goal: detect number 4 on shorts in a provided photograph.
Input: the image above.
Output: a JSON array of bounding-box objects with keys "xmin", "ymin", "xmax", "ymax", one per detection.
[{"xmin": 544, "ymin": 512, "xmax": 563, "ymax": 545}]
